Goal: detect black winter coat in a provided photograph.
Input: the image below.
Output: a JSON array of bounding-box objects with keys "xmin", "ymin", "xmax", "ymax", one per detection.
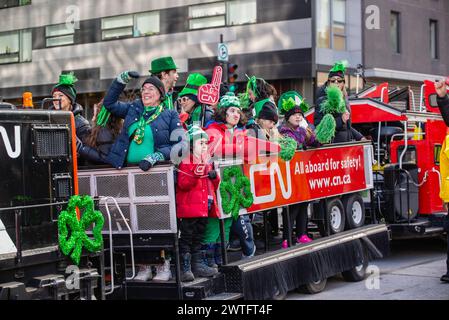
[
  {"xmin": 314, "ymin": 85, "xmax": 363, "ymax": 143},
  {"xmin": 437, "ymin": 95, "xmax": 449, "ymax": 127}
]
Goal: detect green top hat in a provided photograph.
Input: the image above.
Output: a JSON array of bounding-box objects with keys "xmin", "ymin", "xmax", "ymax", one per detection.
[
  {"xmin": 218, "ymin": 92, "xmax": 241, "ymax": 110},
  {"xmin": 179, "ymin": 73, "xmax": 208, "ymax": 97},
  {"xmin": 149, "ymin": 56, "xmax": 178, "ymax": 74},
  {"xmin": 277, "ymin": 91, "xmax": 309, "ymax": 115}
]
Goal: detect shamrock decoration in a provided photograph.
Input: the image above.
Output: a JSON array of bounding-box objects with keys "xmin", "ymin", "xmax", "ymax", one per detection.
[
  {"xmin": 220, "ymin": 166, "xmax": 254, "ymax": 220},
  {"xmin": 279, "ymin": 136, "xmax": 298, "ymax": 162},
  {"xmin": 58, "ymin": 195, "xmax": 105, "ymax": 265}
]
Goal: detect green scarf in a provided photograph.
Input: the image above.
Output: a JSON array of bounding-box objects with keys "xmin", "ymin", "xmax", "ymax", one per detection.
[{"xmin": 133, "ymin": 104, "xmax": 164, "ymax": 145}]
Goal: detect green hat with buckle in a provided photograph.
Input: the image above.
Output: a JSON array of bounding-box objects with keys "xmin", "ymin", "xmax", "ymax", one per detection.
[
  {"xmin": 149, "ymin": 56, "xmax": 178, "ymax": 74},
  {"xmin": 179, "ymin": 73, "xmax": 208, "ymax": 97}
]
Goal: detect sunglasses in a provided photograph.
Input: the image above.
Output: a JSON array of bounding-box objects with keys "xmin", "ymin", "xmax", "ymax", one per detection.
[
  {"xmin": 177, "ymin": 96, "xmax": 192, "ymax": 103},
  {"xmin": 329, "ymin": 79, "xmax": 345, "ymax": 84}
]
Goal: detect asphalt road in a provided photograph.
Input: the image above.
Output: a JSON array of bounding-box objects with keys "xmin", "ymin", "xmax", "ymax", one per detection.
[{"xmin": 287, "ymin": 238, "xmax": 449, "ymax": 300}]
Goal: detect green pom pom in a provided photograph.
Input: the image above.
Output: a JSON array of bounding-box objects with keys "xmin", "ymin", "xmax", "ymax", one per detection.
[
  {"xmin": 279, "ymin": 137, "xmax": 297, "ymax": 161},
  {"xmin": 321, "ymin": 86, "xmax": 346, "ymax": 115},
  {"xmin": 281, "ymin": 97, "xmax": 297, "ymax": 113},
  {"xmin": 58, "ymin": 72, "xmax": 78, "ymax": 86},
  {"xmin": 299, "ymin": 100, "xmax": 310, "ymax": 113},
  {"xmin": 238, "ymin": 93, "xmax": 251, "ymax": 110},
  {"xmin": 316, "ymin": 114, "xmax": 337, "ymax": 144},
  {"xmin": 330, "ymin": 60, "xmax": 348, "ymax": 74}
]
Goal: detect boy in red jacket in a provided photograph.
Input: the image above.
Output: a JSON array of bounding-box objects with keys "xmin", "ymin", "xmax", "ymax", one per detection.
[{"xmin": 176, "ymin": 126, "xmax": 220, "ymax": 282}]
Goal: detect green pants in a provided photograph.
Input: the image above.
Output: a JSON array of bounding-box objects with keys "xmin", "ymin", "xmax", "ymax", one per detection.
[{"xmin": 202, "ymin": 217, "xmax": 233, "ymax": 244}]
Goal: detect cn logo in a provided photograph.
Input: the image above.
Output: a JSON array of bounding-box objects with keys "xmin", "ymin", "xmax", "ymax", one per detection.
[
  {"xmin": 0, "ymin": 125, "xmax": 21, "ymax": 159},
  {"xmin": 249, "ymin": 161, "xmax": 292, "ymax": 204}
]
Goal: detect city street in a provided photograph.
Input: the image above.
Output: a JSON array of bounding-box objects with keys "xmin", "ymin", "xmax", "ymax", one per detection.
[{"xmin": 287, "ymin": 238, "xmax": 449, "ymax": 300}]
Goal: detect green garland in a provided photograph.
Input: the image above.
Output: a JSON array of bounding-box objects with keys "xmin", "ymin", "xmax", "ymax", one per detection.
[
  {"xmin": 278, "ymin": 136, "xmax": 298, "ymax": 161},
  {"xmin": 58, "ymin": 195, "xmax": 105, "ymax": 265},
  {"xmin": 219, "ymin": 166, "xmax": 254, "ymax": 220}
]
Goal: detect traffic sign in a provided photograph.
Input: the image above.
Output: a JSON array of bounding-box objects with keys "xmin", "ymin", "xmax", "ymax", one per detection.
[{"xmin": 218, "ymin": 43, "xmax": 229, "ymax": 62}]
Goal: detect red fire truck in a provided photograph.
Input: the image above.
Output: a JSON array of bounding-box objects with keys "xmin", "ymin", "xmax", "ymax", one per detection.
[{"xmin": 306, "ymin": 79, "xmax": 449, "ymax": 240}]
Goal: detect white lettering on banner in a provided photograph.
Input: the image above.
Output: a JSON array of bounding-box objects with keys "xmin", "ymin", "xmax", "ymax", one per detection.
[
  {"xmin": 250, "ymin": 161, "xmax": 292, "ymax": 204},
  {"xmin": 0, "ymin": 126, "xmax": 21, "ymax": 159}
]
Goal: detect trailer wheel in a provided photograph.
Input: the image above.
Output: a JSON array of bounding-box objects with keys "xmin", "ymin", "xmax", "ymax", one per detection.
[
  {"xmin": 297, "ymin": 278, "xmax": 327, "ymax": 294},
  {"xmin": 343, "ymin": 194, "xmax": 365, "ymax": 230},
  {"xmin": 272, "ymin": 288, "xmax": 287, "ymax": 300},
  {"xmin": 326, "ymin": 198, "xmax": 346, "ymax": 234},
  {"xmin": 342, "ymin": 241, "xmax": 369, "ymax": 282}
]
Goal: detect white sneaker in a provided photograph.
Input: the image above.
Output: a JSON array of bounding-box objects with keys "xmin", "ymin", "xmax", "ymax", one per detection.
[
  {"xmin": 152, "ymin": 259, "xmax": 172, "ymax": 281},
  {"xmin": 134, "ymin": 265, "xmax": 153, "ymax": 281}
]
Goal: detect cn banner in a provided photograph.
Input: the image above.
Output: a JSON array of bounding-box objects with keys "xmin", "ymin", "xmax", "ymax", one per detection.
[{"xmin": 244, "ymin": 144, "xmax": 369, "ymax": 213}]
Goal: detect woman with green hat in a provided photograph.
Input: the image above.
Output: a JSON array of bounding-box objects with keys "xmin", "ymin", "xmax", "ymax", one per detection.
[
  {"xmin": 103, "ymin": 70, "xmax": 187, "ymax": 281},
  {"xmin": 278, "ymin": 91, "xmax": 316, "ymax": 248},
  {"xmin": 178, "ymin": 73, "xmax": 214, "ymax": 127},
  {"xmin": 314, "ymin": 61, "xmax": 364, "ymax": 144},
  {"xmin": 51, "ymin": 72, "xmax": 91, "ymax": 146}
]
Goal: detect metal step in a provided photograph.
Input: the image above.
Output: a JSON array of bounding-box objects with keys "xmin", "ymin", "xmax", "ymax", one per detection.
[{"xmin": 204, "ymin": 292, "xmax": 243, "ymax": 300}]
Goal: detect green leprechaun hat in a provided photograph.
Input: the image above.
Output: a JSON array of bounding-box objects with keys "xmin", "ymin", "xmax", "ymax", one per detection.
[
  {"xmin": 277, "ymin": 91, "xmax": 310, "ymax": 116},
  {"xmin": 52, "ymin": 72, "xmax": 78, "ymax": 105},
  {"xmin": 179, "ymin": 73, "xmax": 208, "ymax": 98},
  {"xmin": 218, "ymin": 92, "xmax": 241, "ymax": 110},
  {"xmin": 149, "ymin": 56, "xmax": 178, "ymax": 74},
  {"xmin": 328, "ymin": 60, "xmax": 348, "ymax": 79}
]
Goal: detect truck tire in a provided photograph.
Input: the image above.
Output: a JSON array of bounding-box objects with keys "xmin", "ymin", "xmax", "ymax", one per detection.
[
  {"xmin": 343, "ymin": 194, "xmax": 365, "ymax": 230},
  {"xmin": 297, "ymin": 278, "xmax": 327, "ymax": 294},
  {"xmin": 342, "ymin": 241, "xmax": 368, "ymax": 282},
  {"xmin": 326, "ymin": 198, "xmax": 346, "ymax": 234}
]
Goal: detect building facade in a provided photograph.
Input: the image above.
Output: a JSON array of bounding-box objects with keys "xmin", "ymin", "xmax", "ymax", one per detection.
[{"xmin": 0, "ymin": 0, "xmax": 446, "ymax": 117}]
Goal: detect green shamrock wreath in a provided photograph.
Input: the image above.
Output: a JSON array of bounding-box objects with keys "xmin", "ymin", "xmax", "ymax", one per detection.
[
  {"xmin": 220, "ymin": 166, "xmax": 254, "ymax": 220},
  {"xmin": 58, "ymin": 195, "xmax": 105, "ymax": 265}
]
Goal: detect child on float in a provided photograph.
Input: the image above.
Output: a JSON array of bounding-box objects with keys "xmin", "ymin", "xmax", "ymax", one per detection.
[
  {"xmin": 278, "ymin": 91, "xmax": 317, "ymax": 248},
  {"xmin": 202, "ymin": 93, "xmax": 256, "ymax": 264},
  {"xmin": 176, "ymin": 126, "xmax": 220, "ymax": 282}
]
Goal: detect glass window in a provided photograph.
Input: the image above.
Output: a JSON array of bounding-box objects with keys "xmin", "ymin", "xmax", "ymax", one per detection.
[
  {"xmin": 227, "ymin": 0, "xmax": 257, "ymax": 26},
  {"xmin": 19, "ymin": 29, "xmax": 31, "ymax": 62},
  {"xmin": 317, "ymin": 0, "xmax": 330, "ymax": 48},
  {"xmin": 430, "ymin": 20, "xmax": 438, "ymax": 59},
  {"xmin": 0, "ymin": 29, "xmax": 31, "ymax": 64},
  {"xmin": 0, "ymin": 0, "xmax": 31, "ymax": 9},
  {"xmin": 102, "ymin": 12, "xmax": 159, "ymax": 40},
  {"xmin": 332, "ymin": 0, "xmax": 346, "ymax": 51},
  {"xmin": 46, "ymin": 23, "xmax": 75, "ymax": 47},
  {"xmin": 189, "ymin": 1, "xmax": 256, "ymax": 30},
  {"xmin": 102, "ymin": 14, "xmax": 133, "ymax": 40},
  {"xmin": 189, "ymin": 2, "xmax": 226, "ymax": 19},
  {"xmin": 102, "ymin": 15, "xmax": 133, "ymax": 30},
  {"xmin": 134, "ymin": 11, "xmax": 160, "ymax": 37},
  {"xmin": 189, "ymin": 15, "xmax": 226, "ymax": 30},
  {"xmin": 435, "ymin": 144, "xmax": 441, "ymax": 165},
  {"xmin": 390, "ymin": 12, "xmax": 400, "ymax": 54}
]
